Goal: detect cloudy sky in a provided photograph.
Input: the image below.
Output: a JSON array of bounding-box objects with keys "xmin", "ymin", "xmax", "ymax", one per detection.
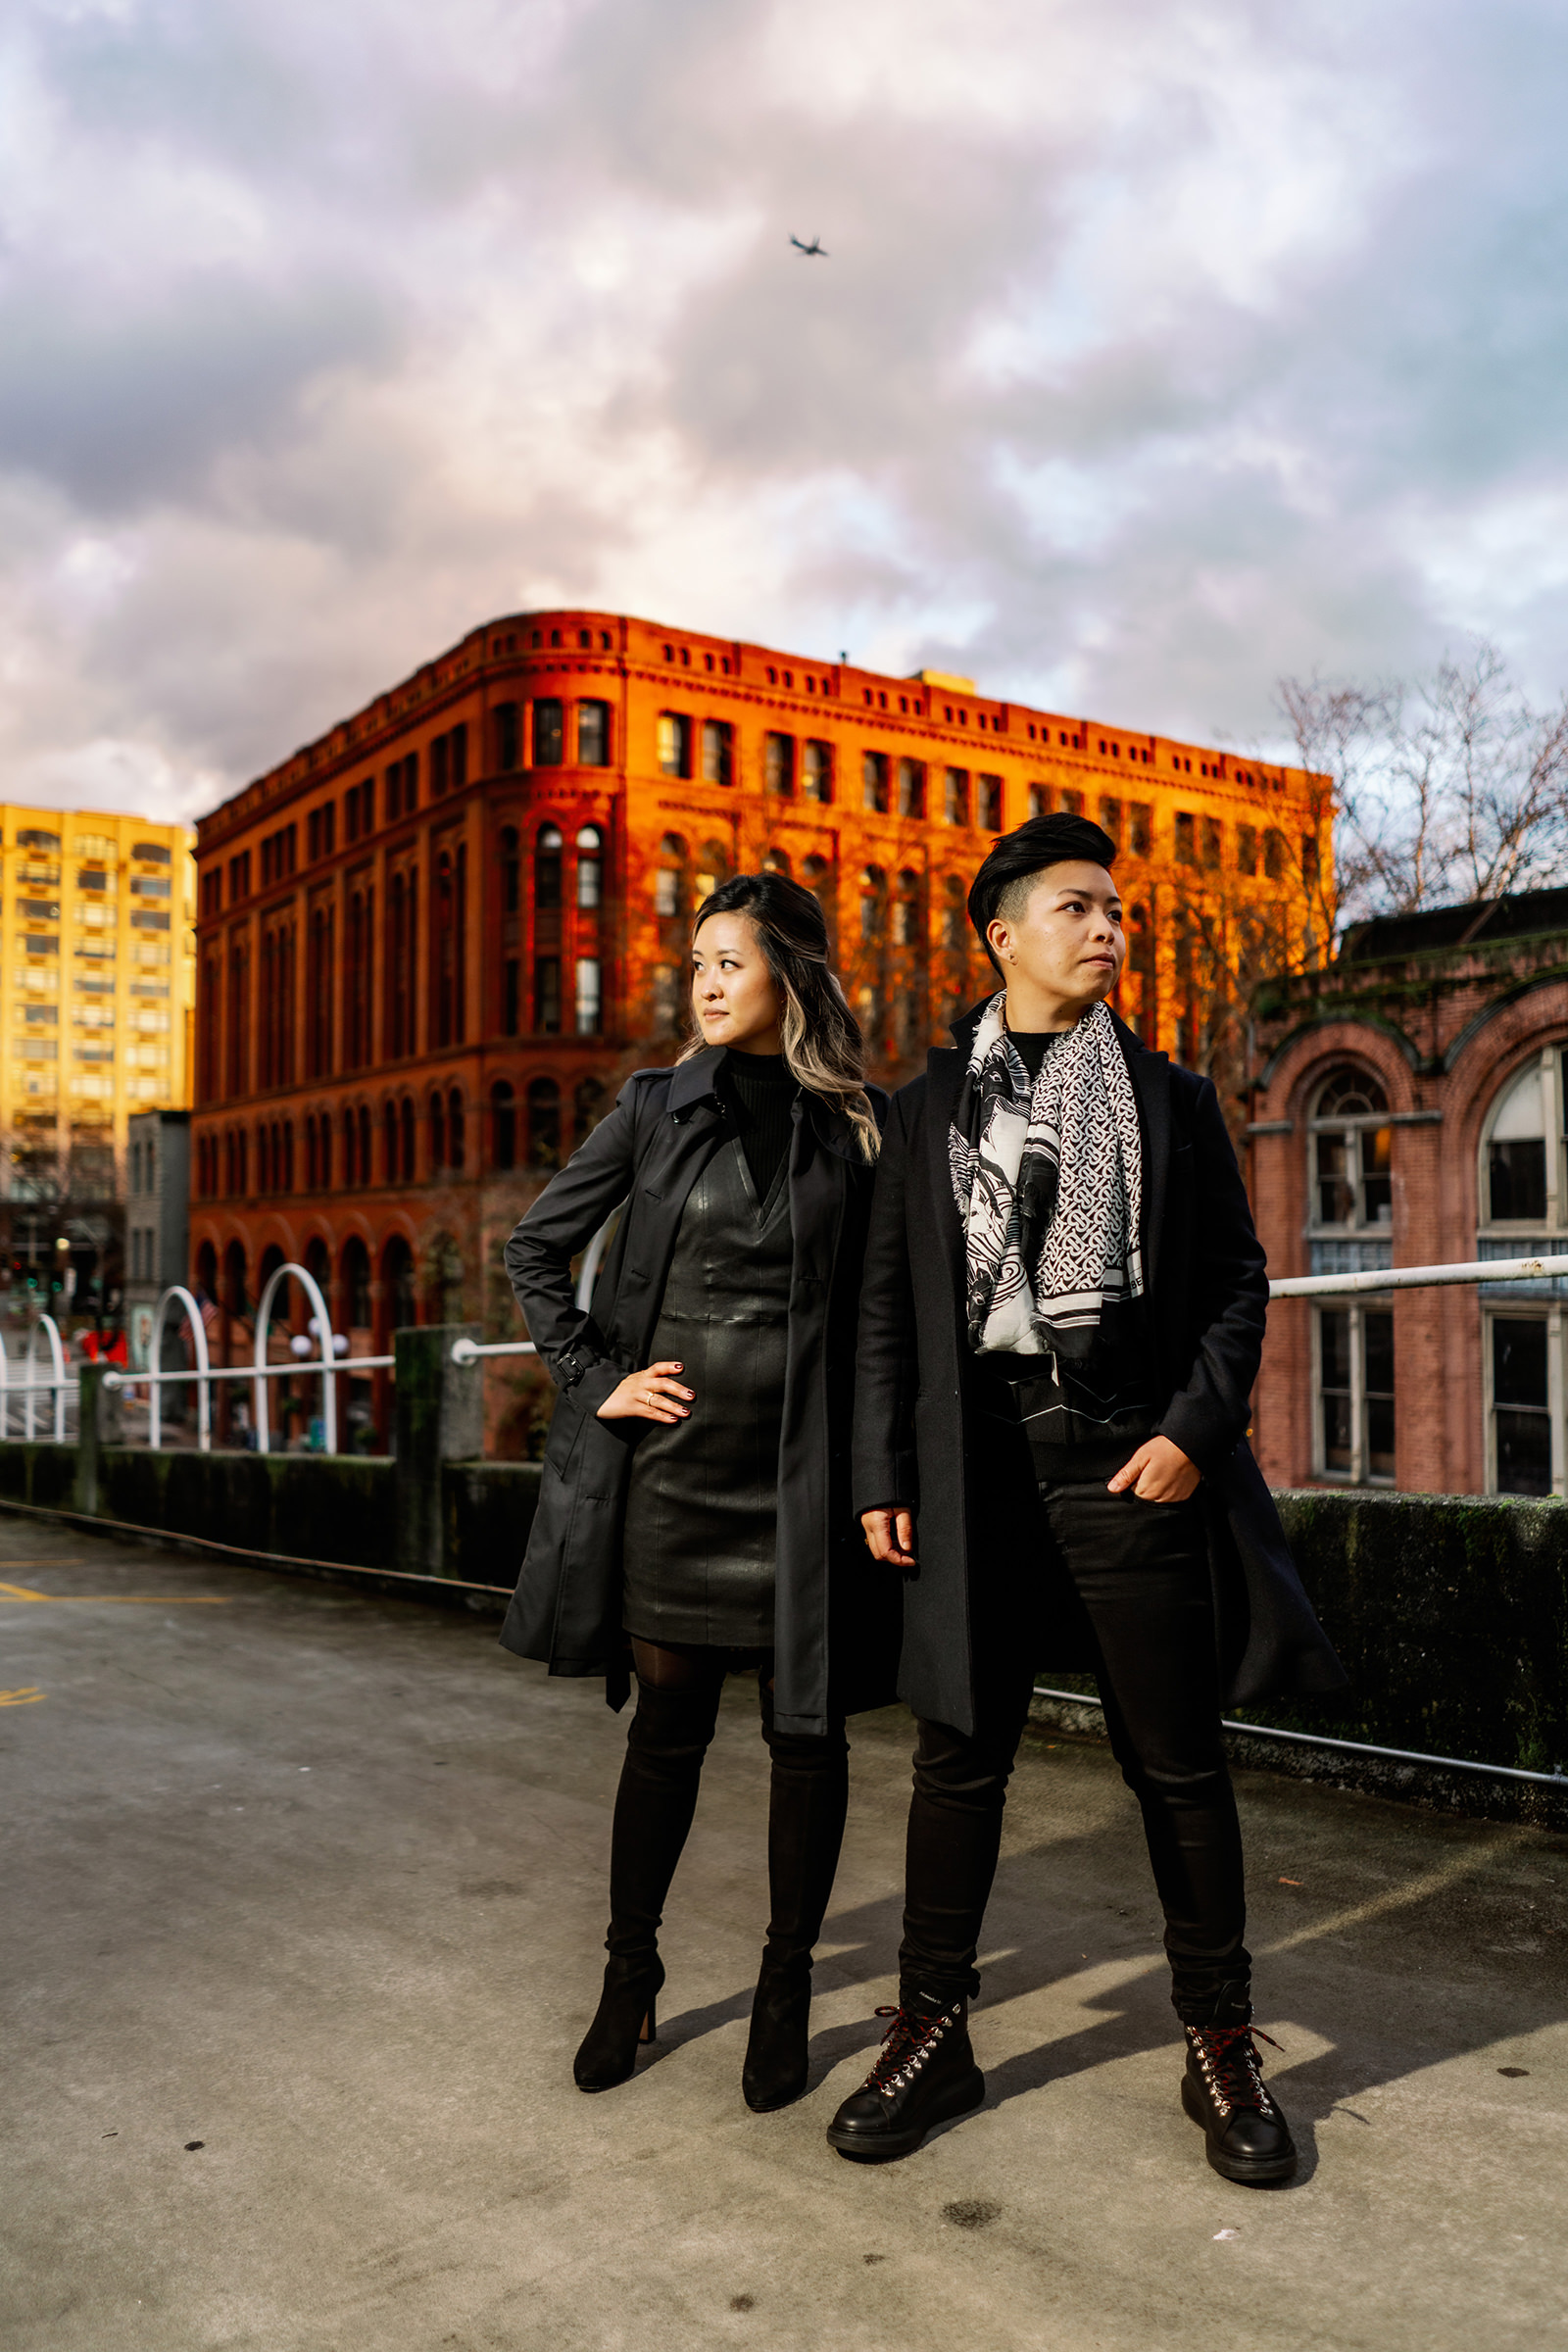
[{"xmin": 2, "ymin": 0, "xmax": 1566, "ymax": 822}]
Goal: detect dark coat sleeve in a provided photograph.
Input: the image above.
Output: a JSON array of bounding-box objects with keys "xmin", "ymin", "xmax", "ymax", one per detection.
[
  {"xmin": 1153, "ymin": 1076, "xmax": 1269, "ymax": 1473},
  {"xmin": 851, "ymin": 1085, "xmax": 922, "ymax": 1515},
  {"xmin": 502, "ymin": 1080, "xmax": 649, "ymax": 1422}
]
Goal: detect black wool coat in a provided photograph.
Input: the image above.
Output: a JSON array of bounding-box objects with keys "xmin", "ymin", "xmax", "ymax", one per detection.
[
  {"xmin": 852, "ymin": 1003, "xmax": 1347, "ymax": 1737},
  {"xmin": 500, "ymin": 1048, "xmax": 902, "ymax": 1736}
]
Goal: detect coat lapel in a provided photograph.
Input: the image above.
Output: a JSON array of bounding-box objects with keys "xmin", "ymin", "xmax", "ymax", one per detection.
[{"xmin": 1113, "ymin": 1012, "xmax": 1171, "ymax": 1299}]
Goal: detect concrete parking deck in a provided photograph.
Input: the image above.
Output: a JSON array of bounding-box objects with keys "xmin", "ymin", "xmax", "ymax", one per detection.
[{"xmin": 3, "ymin": 1524, "xmax": 1566, "ymax": 2352}]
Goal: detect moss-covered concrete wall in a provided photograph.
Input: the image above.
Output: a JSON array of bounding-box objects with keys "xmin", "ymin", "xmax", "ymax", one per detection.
[{"xmin": 0, "ymin": 1439, "xmax": 541, "ymax": 1590}]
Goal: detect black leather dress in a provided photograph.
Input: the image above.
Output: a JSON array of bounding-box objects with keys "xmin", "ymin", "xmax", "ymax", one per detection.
[{"xmin": 621, "ymin": 1126, "xmax": 793, "ymax": 1646}]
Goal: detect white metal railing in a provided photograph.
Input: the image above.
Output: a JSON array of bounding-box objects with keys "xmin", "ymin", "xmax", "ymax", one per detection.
[
  {"xmin": 0, "ymin": 1313, "xmax": 79, "ymax": 1442},
  {"xmin": 1269, "ymin": 1252, "xmax": 1568, "ymax": 1299},
  {"xmin": 100, "ymin": 1262, "xmax": 392, "ymax": 1454},
  {"xmin": 451, "ymin": 1212, "xmax": 612, "ymax": 1367}
]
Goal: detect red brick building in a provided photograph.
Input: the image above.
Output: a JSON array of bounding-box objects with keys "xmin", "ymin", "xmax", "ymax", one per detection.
[
  {"xmin": 191, "ymin": 607, "xmax": 1327, "ymax": 1449},
  {"xmin": 1249, "ymin": 886, "xmax": 1568, "ymax": 1497}
]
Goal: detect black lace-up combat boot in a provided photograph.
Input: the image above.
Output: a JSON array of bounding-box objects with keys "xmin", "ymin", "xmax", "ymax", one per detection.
[
  {"xmin": 1182, "ymin": 1984, "xmax": 1297, "ymax": 2184},
  {"xmin": 825, "ymin": 1996, "xmax": 985, "ymax": 2161}
]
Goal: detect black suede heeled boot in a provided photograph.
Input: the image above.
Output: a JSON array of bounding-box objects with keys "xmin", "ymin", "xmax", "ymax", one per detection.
[
  {"xmin": 1180, "ymin": 1979, "xmax": 1298, "ymax": 2184},
  {"xmin": 574, "ymin": 1678, "xmax": 721, "ymax": 2093},
  {"xmin": 824, "ymin": 1991, "xmax": 985, "ymax": 2160},
  {"xmin": 742, "ymin": 1701, "xmax": 849, "ymax": 2114}
]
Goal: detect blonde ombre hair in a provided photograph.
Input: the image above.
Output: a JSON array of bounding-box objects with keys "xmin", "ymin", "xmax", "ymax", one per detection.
[{"xmin": 678, "ymin": 872, "xmax": 880, "ymax": 1161}]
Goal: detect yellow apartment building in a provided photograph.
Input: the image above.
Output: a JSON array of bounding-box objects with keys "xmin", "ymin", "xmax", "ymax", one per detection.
[{"xmin": 0, "ymin": 807, "xmax": 196, "ymax": 1195}]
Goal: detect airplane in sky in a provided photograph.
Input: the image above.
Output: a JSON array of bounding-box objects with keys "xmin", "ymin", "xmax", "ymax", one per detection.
[{"xmin": 789, "ymin": 234, "xmax": 828, "ymax": 257}]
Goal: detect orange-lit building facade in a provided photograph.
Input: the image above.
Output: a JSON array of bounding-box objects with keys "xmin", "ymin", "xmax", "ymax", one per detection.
[{"xmin": 191, "ymin": 610, "xmax": 1327, "ymax": 1445}]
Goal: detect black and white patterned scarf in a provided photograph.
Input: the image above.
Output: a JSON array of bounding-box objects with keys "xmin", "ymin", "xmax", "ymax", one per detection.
[{"xmin": 949, "ymin": 993, "xmax": 1144, "ymax": 1360}]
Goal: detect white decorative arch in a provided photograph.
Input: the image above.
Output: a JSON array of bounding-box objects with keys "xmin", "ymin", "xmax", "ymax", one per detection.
[
  {"xmin": 252, "ymin": 1259, "xmax": 337, "ymax": 1456},
  {"xmin": 24, "ymin": 1313, "xmax": 67, "ymax": 1442},
  {"xmin": 147, "ymin": 1286, "xmax": 213, "ymax": 1453}
]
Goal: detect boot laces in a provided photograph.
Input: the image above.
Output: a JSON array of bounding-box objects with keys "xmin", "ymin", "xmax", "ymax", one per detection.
[
  {"xmin": 1187, "ymin": 2023, "xmax": 1282, "ymax": 2119},
  {"xmin": 862, "ymin": 2003, "xmax": 953, "ymax": 2096}
]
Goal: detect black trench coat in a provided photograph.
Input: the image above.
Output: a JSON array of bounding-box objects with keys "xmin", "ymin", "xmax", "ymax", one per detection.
[
  {"xmin": 501, "ymin": 1048, "xmax": 902, "ymax": 1737},
  {"xmin": 852, "ymin": 1004, "xmax": 1347, "ymax": 1738}
]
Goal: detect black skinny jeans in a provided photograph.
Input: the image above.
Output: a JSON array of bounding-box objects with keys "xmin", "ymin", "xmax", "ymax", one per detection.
[{"xmin": 899, "ymin": 1478, "xmax": 1250, "ymax": 2024}]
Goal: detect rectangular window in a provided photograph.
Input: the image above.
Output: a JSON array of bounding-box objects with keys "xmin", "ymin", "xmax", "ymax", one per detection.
[
  {"xmin": 655, "ymin": 867, "xmax": 679, "ymax": 918},
  {"xmin": 431, "ymin": 732, "xmax": 449, "ymax": 796},
  {"xmin": 1236, "ymin": 822, "xmax": 1257, "ymax": 875},
  {"xmin": 579, "ymin": 701, "xmax": 611, "ymax": 765},
  {"xmin": 802, "ymin": 741, "xmax": 832, "ymax": 803},
  {"xmin": 898, "ymin": 760, "xmax": 925, "ymax": 819},
  {"xmin": 1490, "ymin": 1136, "xmax": 1547, "ymax": 1222},
  {"xmin": 652, "ymin": 966, "xmax": 681, "ymax": 1035},
  {"xmin": 1059, "ymin": 789, "xmax": 1083, "ymax": 817},
  {"xmin": 1493, "ymin": 1316, "xmax": 1552, "ymax": 1495},
  {"xmin": 977, "ymin": 776, "xmax": 1003, "ymax": 831},
  {"xmin": 534, "ymin": 955, "xmax": 562, "ymax": 1034},
  {"xmin": 1129, "ymin": 803, "xmax": 1152, "ymax": 858},
  {"xmin": 574, "ymin": 957, "xmax": 602, "ymax": 1036},
  {"xmin": 533, "ymin": 699, "xmax": 564, "ymax": 765},
  {"xmin": 1099, "ymin": 797, "xmax": 1122, "ymax": 846},
  {"xmin": 1264, "ymin": 828, "xmax": 1286, "ymax": 879},
  {"xmin": 658, "ymin": 713, "xmax": 691, "ymax": 777},
  {"xmin": 495, "ymin": 702, "xmax": 520, "ymax": 772},
  {"xmin": 945, "ymin": 769, "xmax": 968, "ymax": 825},
  {"xmin": 702, "ymin": 719, "xmax": 733, "ymax": 786},
  {"xmin": 1316, "ymin": 1304, "xmax": 1396, "ymax": 1482},
  {"xmin": 862, "ymin": 752, "xmax": 889, "ymax": 813},
  {"xmin": 765, "ymin": 733, "xmax": 795, "ymax": 795},
  {"xmin": 1027, "ymin": 784, "xmax": 1049, "ymax": 820},
  {"xmin": 1175, "ymin": 811, "xmax": 1197, "ymax": 865},
  {"xmin": 503, "ymin": 959, "xmax": 519, "ymax": 1037},
  {"xmin": 1202, "ymin": 817, "xmax": 1223, "ymax": 869}
]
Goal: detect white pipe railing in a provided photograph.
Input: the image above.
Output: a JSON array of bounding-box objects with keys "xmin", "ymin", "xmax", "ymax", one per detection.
[
  {"xmin": 451, "ymin": 1210, "xmax": 616, "ymax": 1367},
  {"xmin": 1269, "ymin": 1252, "xmax": 1568, "ymax": 1299}
]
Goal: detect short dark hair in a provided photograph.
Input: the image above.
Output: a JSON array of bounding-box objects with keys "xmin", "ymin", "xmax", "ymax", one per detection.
[{"xmin": 967, "ymin": 813, "xmax": 1117, "ymax": 975}]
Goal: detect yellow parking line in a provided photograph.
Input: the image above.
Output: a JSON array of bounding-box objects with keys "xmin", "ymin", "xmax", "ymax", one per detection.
[
  {"xmin": 0, "ymin": 1687, "xmax": 45, "ymax": 1705},
  {"xmin": 0, "ymin": 1582, "xmax": 229, "ymax": 1605}
]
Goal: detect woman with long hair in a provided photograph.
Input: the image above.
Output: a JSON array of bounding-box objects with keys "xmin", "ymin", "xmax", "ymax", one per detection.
[{"xmin": 500, "ymin": 871, "xmax": 899, "ymax": 2111}]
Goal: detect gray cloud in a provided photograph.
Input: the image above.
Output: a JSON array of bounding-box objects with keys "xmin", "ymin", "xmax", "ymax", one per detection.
[{"xmin": 1, "ymin": 0, "xmax": 1566, "ymax": 816}]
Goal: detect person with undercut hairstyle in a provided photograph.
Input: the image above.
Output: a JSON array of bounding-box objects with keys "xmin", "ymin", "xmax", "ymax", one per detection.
[{"xmin": 826, "ymin": 811, "xmax": 1345, "ymax": 2184}]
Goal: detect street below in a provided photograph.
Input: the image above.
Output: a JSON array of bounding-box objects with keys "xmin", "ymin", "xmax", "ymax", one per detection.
[{"xmin": 3, "ymin": 1523, "xmax": 1565, "ymax": 2352}]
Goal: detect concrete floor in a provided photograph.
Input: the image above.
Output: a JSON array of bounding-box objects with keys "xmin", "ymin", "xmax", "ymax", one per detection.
[{"xmin": 3, "ymin": 1528, "xmax": 1567, "ymax": 2352}]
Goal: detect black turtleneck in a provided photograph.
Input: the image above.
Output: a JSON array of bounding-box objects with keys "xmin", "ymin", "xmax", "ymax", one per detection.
[{"xmin": 724, "ymin": 1052, "xmax": 796, "ymax": 1198}]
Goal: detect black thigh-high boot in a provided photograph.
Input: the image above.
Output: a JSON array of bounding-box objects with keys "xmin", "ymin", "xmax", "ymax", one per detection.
[
  {"xmin": 574, "ymin": 1677, "xmax": 723, "ymax": 2091},
  {"xmin": 742, "ymin": 1686, "xmax": 850, "ymax": 2113}
]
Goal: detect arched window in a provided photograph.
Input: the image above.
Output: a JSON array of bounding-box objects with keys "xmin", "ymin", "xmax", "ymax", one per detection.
[
  {"xmin": 1310, "ymin": 1069, "xmax": 1392, "ymax": 1230},
  {"xmin": 430, "ymin": 841, "xmax": 467, "ymax": 1048},
  {"xmin": 341, "ymin": 1237, "xmax": 371, "ymax": 1329},
  {"xmin": 656, "ymin": 833, "xmax": 686, "ymax": 920},
  {"xmin": 387, "ymin": 869, "xmax": 416, "ymax": 1057},
  {"xmin": 761, "ymin": 847, "xmax": 792, "ymax": 877},
  {"xmin": 196, "ymin": 1240, "xmax": 218, "ymax": 1304},
  {"xmin": 1478, "ymin": 1049, "xmax": 1568, "ymax": 1496},
  {"xmin": 429, "ymin": 1088, "xmax": 446, "ymax": 1171},
  {"xmin": 382, "ymin": 1236, "xmax": 416, "ymax": 1331},
  {"xmin": 383, "ymin": 1100, "xmax": 398, "ymax": 1184},
  {"xmin": 304, "ymin": 1235, "xmax": 329, "ymax": 1298},
  {"xmin": 304, "ymin": 1113, "xmax": 318, "ymax": 1191},
  {"xmin": 448, "ymin": 1087, "xmax": 465, "ymax": 1171},
  {"xmin": 223, "ymin": 1240, "xmax": 247, "ymax": 1319},
  {"xmin": 696, "ymin": 839, "xmax": 729, "ymax": 904},
  {"xmin": 532, "ymin": 698, "xmax": 564, "ymax": 764},
  {"xmin": 536, "ymin": 825, "xmax": 563, "ymax": 918},
  {"xmin": 576, "ymin": 824, "xmax": 603, "ymax": 909},
  {"xmin": 1308, "ymin": 1067, "xmax": 1396, "ymax": 1488},
  {"xmin": 859, "ymin": 866, "xmax": 886, "ymax": 943},
  {"xmin": 893, "ymin": 868, "xmax": 921, "ymax": 946},
  {"xmin": 342, "ymin": 1104, "xmax": 358, "ymax": 1187},
  {"xmin": 318, "ymin": 1110, "xmax": 332, "ymax": 1190},
  {"xmin": 492, "ymin": 1080, "xmax": 516, "ymax": 1171},
  {"xmin": 528, "ymin": 1077, "xmax": 561, "ymax": 1170},
  {"xmin": 941, "ymin": 873, "xmax": 966, "ymax": 951},
  {"xmin": 573, "ymin": 1078, "xmax": 605, "ymax": 1147},
  {"xmin": 1483, "ymin": 1054, "xmax": 1560, "ymax": 1227},
  {"xmin": 400, "ymin": 1096, "xmax": 416, "ymax": 1181},
  {"xmin": 358, "ymin": 1103, "xmax": 371, "ymax": 1186},
  {"xmin": 802, "ymin": 741, "xmax": 832, "ymax": 804}
]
